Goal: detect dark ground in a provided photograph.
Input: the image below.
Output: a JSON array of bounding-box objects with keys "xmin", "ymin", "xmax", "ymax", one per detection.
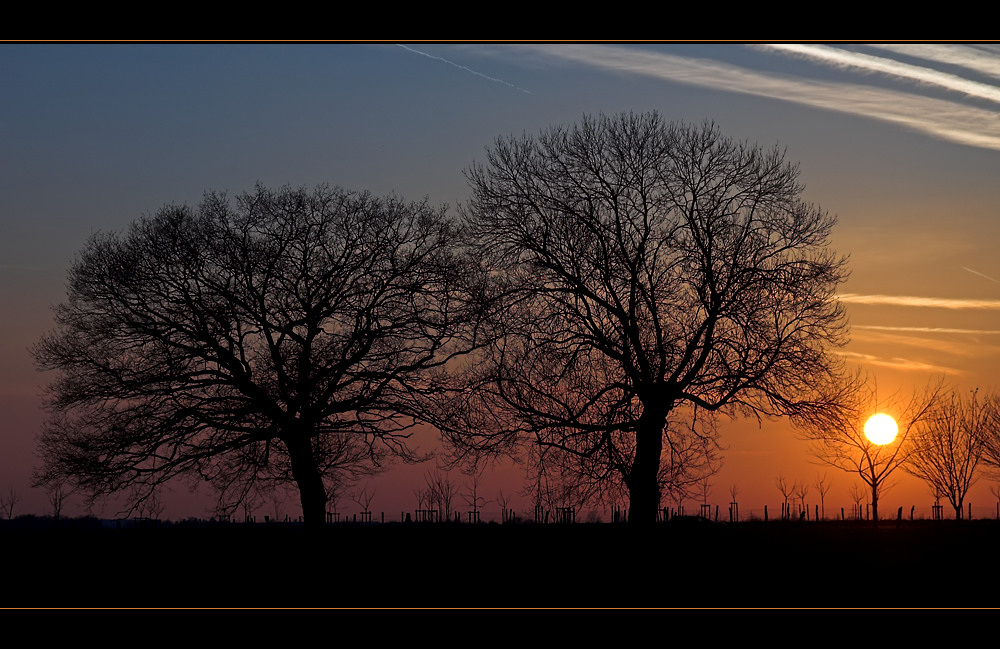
[{"xmin": 2, "ymin": 518, "xmax": 997, "ymax": 608}]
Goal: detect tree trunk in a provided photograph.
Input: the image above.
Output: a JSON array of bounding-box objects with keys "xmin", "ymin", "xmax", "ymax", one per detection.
[
  {"xmin": 871, "ymin": 491, "xmax": 879, "ymax": 529},
  {"xmin": 284, "ymin": 433, "xmax": 328, "ymax": 527},
  {"xmin": 626, "ymin": 405, "xmax": 666, "ymax": 525}
]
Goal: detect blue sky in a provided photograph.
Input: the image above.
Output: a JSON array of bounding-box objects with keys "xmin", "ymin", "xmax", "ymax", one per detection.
[{"xmin": 3, "ymin": 43, "xmax": 1000, "ymax": 520}]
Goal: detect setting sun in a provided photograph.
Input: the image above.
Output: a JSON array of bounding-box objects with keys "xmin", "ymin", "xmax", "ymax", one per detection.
[{"xmin": 864, "ymin": 413, "xmax": 898, "ymax": 445}]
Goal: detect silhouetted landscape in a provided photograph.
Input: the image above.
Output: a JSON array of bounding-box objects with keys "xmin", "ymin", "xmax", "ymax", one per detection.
[
  {"xmin": 5, "ymin": 44, "xmax": 1000, "ymax": 610},
  {"xmin": 3, "ymin": 515, "xmax": 998, "ymax": 608}
]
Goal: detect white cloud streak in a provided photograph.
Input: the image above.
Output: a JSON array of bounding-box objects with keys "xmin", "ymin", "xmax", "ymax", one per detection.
[
  {"xmin": 501, "ymin": 44, "xmax": 1000, "ymax": 152},
  {"xmin": 757, "ymin": 44, "xmax": 1000, "ymax": 106},
  {"xmin": 866, "ymin": 44, "xmax": 1000, "ymax": 82},
  {"xmin": 837, "ymin": 294, "xmax": 1000, "ymax": 309},
  {"xmin": 853, "ymin": 325, "xmax": 1000, "ymax": 335},
  {"xmin": 834, "ymin": 350, "xmax": 963, "ymax": 375}
]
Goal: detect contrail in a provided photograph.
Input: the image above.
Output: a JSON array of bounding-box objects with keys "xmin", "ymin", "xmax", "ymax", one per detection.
[
  {"xmin": 962, "ymin": 266, "xmax": 1000, "ymax": 284},
  {"xmin": 397, "ymin": 44, "xmax": 531, "ymax": 94}
]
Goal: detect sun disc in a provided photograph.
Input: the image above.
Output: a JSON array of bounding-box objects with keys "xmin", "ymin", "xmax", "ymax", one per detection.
[{"xmin": 864, "ymin": 413, "xmax": 898, "ymax": 445}]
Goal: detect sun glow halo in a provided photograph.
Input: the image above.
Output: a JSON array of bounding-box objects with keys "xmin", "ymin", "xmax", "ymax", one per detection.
[{"xmin": 864, "ymin": 413, "xmax": 898, "ymax": 445}]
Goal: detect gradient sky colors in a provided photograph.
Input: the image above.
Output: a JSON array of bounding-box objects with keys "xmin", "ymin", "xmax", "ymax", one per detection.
[{"xmin": 2, "ymin": 42, "xmax": 999, "ymax": 521}]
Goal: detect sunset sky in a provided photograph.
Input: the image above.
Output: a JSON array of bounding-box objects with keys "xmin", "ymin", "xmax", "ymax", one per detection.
[{"xmin": 2, "ymin": 42, "xmax": 999, "ymax": 521}]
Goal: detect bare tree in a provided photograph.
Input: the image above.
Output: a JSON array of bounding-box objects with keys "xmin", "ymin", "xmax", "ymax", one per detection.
[
  {"xmin": 424, "ymin": 468, "xmax": 459, "ymax": 522},
  {"xmin": 350, "ymin": 484, "xmax": 376, "ymax": 520},
  {"xmin": 496, "ymin": 487, "xmax": 514, "ymax": 523},
  {"xmin": 794, "ymin": 373, "xmax": 942, "ymax": 527},
  {"xmin": 813, "ymin": 473, "xmax": 832, "ymax": 520},
  {"xmin": 775, "ymin": 474, "xmax": 796, "ymax": 520},
  {"xmin": 849, "ymin": 483, "xmax": 866, "ymax": 520},
  {"xmin": 907, "ymin": 389, "xmax": 994, "ymax": 520},
  {"xmin": 45, "ymin": 481, "xmax": 74, "ymax": 520},
  {"xmin": 33, "ymin": 184, "xmax": 484, "ymax": 526},
  {"xmin": 126, "ymin": 484, "xmax": 167, "ymax": 520},
  {"xmin": 441, "ymin": 112, "xmax": 848, "ymax": 524},
  {"xmin": 794, "ymin": 482, "xmax": 810, "ymax": 518},
  {"xmin": 462, "ymin": 466, "xmax": 489, "ymax": 523},
  {"xmin": 0, "ymin": 485, "xmax": 20, "ymax": 521}
]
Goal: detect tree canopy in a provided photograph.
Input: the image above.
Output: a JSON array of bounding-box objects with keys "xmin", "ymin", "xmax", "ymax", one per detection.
[
  {"xmin": 33, "ymin": 184, "xmax": 483, "ymax": 525},
  {"xmin": 440, "ymin": 112, "xmax": 850, "ymax": 523}
]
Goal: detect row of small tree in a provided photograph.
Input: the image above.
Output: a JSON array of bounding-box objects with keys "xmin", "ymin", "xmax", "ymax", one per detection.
[{"xmin": 792, "ymin": 376, "xmax": 1000, "ymax": 526}]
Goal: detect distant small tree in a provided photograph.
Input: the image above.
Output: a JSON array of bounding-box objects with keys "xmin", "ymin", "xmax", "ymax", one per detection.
[
  {"xmin": 775, "ymin": 474, "xmax": 796, "ymax": 520},
  {"xmin": 496, "ymin": 488, "xmax": 514, "ymax": 523},
  {"xmin": 849, "ymin": 483, "xmax": 866, "ymax": 520},
  {"xmin": 990, "ymin": 484, "xmax": 1000, "ymax": 520},
  {"xmin": 728, "ymin": 484, "xmax": 740, "ymax": 522},
  {"xmin": 127, "ymin": 484, "xmax": 167, "ymax": 520},
  {"xmin": 907, "ymin": 389, "xmax": 993, "ymax": 520},
  {"xmin": 462, "ymin": 466, "xmax": 489, "ymax": 523},
  {"xmin": 351, "ymin": 485, "xmax": 376, "ymax": 519},
  {"xmin": 793, "ymin": 372, "xmax": 942, "ymax": 527},
  {"xmin": 813, "ymin": 473, "xmax": 833, "ymax": 520},
  {"xmin": 45, "ymin": 481, "xmax": 74, "ymax": 520},
  {"xmin": 1, "ymin": 485, "xmax": 20, "ymax": 520},
  {"xmin": 424, "ymin": 469, "xmax": 459, "ymax": 522},
  {"xmin": 794, "ymin": 482, "xmax": 810, "ymax": 518}
]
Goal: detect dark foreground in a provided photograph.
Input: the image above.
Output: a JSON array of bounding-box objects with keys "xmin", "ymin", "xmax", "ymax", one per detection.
[{"xmin": 2, "ymin": 518, "xmax": 996, "ymax": 608}]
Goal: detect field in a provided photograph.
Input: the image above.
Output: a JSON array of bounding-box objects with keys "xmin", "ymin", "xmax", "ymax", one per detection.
[{"xmin": 2, "ymin": 518, "xmax": 997, "ymax": 608}]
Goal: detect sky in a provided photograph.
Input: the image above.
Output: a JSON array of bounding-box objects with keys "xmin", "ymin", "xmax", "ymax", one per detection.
[{"xmin": 2, "ymin": 42, "xmax": 1000, "ymax": 522}]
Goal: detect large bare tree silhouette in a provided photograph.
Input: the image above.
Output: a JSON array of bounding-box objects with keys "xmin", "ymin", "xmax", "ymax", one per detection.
[
  {"xmin": 441, "ymin": 112, "xmax": 849, "ymax": 524},
  {"xmin": 34, "ymin": 184, "xmax": 483, "ymax": 526}
]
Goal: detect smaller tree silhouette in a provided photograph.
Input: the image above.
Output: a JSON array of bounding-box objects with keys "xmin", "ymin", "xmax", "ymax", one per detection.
[
  {"xmin": 775, "ymin": 475, "xmax": 796, "ymax": 520},
  {"xmin": 793, "ymin": 372, "xmax": 942, "ymax": 528},
  {"xmin": 496, "ymin": 488, "xmax": 514, "ymax": 523},
  {"xmin": 351, "ymin": 485, "xmax": 376, "ymax": 522},
  {"xmin": 990, "ymin": 484, "xmax": 1000, "ymax": 520},
  {"xmin": 813, "ymin": 473, "xmax": 833, "ymax": 520},
  {"xmin": 728, "ymin": 484, "xmax": 740, "ymax": 522},
  {"xmin": 794, "ymin": 482, "xmax": 810, "ymax": 519},
  {"xmin": 1, "ymin": 485, "xmax": 20, "ymax": 521},
  {"xmin": 424, "ymin": 469, "xmax": 459, "ymax": 522},
  {"xmin": 462, "ymin": 467, "xmax": 489, "ymax": 523},
  {"xmin": 849, "ymin": 483, "xmax": 866, "ymax": 520},
  {"xmin": 45, "ymin": 481, "xmax": 74, "ymax": 520},
  {"xmin": 907, "ymin": 389, "xmax": 993, "ymax": 520}
]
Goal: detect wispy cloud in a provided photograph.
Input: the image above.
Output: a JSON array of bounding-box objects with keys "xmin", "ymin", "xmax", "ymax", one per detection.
[
  {"xmin": 397, "ymin": 45, "xmax": 531, "ymax": 94},
  {"xmin": 496, "ymin": 44, "xmax": 1000, "ymax": 152},
  {"xmin": 756, "ymin": 44, "xmax": 1000, "ymax": 106},
  {"xmin": 853, "ymin": 325, "xmax": 1000, "ymax": 335},
  {"xmin": 837, "ymin": 294, "xmax": 1000, "ymax": 309},
  {"xmin": 834, "ymin": 350, "xmax": 963, "ymax": 375},
  {"xmin": 866, "ymin": 44, "xmax": 1000, "ymax": 82}
]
